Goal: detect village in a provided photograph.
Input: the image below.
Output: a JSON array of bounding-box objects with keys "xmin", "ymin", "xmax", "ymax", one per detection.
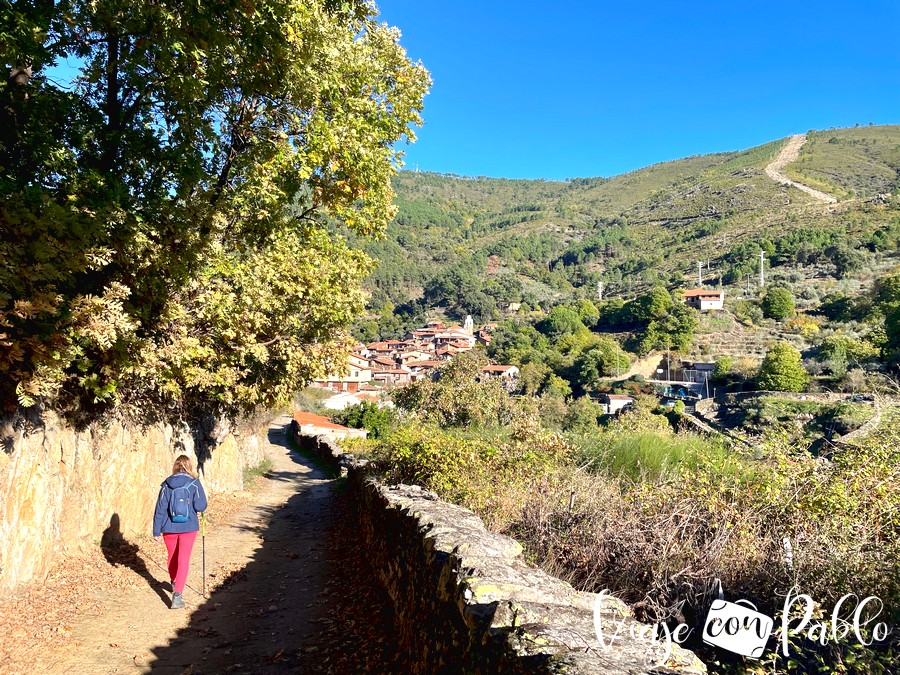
[
  {"xmin": 308, "ymin": 287, "xmax": 730, "ymax": 425},
  {"xmin": 310, "ymin": 317, "xmax": 517, "ymax": 408}
]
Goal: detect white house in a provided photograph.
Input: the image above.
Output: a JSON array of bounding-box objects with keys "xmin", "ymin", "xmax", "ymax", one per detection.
[
  {"xmin": 598, "ymin": 393, "xmax": 634, "ymax": 415},
  {"xmin": 480, "ymin": 364, "xmax": 520, "ymax": 381},
  {"xmin": 313, "ymin": 353, "xmax": 372, "ymax": 393},
  {"xmin": 684, "ymin": 289, "xmax": 724, "ymax": 311}
]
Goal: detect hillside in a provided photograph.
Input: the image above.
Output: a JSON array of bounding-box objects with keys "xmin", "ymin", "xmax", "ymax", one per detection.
[{"xmin": 353, "ymin": 125, "xmax": 900, "ymax": 338}]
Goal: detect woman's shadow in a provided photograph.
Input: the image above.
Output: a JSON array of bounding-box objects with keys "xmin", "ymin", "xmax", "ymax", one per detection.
[{"xmin": 100, "ymin": 514, "xmax": 171, "ymax": 606}]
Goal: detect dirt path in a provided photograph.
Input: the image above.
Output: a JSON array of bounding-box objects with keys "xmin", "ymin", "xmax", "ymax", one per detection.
[
  {"xmin": 607, "ymin": 350, "xmax": 664, "ymax": 382},
  {"xmin": 1, "ymin": 415, "xmax": 399, "ymax": 674},
  {"xmin": 765, "ymin": 133, "xmax": 837, "ymax": 203}
]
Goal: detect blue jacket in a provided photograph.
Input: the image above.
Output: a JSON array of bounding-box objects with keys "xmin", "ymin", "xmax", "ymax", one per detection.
[{"xmin": 153, "ymin": 472, "xmax": 208, "ymax": 536}]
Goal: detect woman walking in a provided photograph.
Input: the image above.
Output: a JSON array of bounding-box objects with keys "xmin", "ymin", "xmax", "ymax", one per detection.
[{"xmin": 153, "ymin": 455, "xmax": 208, "ymax": 609}]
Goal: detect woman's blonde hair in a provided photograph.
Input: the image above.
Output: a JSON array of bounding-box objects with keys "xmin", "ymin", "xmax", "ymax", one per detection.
[{"xmin": 172, "ymin": 455, "xmax": 197, "ymax": 478}]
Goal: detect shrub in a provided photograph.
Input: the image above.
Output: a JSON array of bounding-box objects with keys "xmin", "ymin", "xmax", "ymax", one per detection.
[
  {"xmin": 712, "ymin": 356, "xmax": 734, "ymax": 382},
  {"xmin": 564, "ymin": 396, "xmax": 604, "ymax": 432},
  {"xmin": 761, "ymin": 287, "xmax": 795, "ymax": 320},
  {"xmin": 331, "ymin": 401, "xmax": 396, "ymax": 439},
  {"xmin": 785, "ymin": 314, "xmax": 820, "ymax": 339},
  {"xmin": 368, "ymin": 420, "xmax": 571, "ymax": 529},
  {"xmin": 757, "ymin": 342, "xmax": 809, "ymax": 392},
  {"xmin": 392, "ymin": 351, "xmax": 514, "ymax": 427},
  {"xmin": 733, "ymin": 299, "xmax": 764, "ymax": 326}
]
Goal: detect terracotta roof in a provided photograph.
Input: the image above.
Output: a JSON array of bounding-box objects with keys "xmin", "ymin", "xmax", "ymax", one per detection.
[
  {"xmin": 482, "ymin": 365, "xmax": 516, "ymax": 372},
  {"xmin": 293, "ymin": 411, "xmax": 350, "ymax": 431},
  {"xmin": 371, "ymin": 356, "xmax": 396, "ymax": 366},
  {"xmin": 408, "ymin": 360, "xmax": 442, "ymax": 367},
  {"xmin": 684, "ymin": 289, "xmax": 724, "ymax": 297},
  {"xmin": 603, "ymin": 394, "xmax": 633, "ymax": 401}
]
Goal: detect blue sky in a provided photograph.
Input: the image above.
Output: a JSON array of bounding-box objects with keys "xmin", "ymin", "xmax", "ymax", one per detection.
[{"xmin": 377, "ymin": 1, "xmax": 900, "ymax": 180}]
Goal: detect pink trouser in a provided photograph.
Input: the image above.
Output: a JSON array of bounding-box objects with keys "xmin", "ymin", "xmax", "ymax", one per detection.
[{"xmin": 163, "ymin": 531, "xmax": 197, "ymax": 593}]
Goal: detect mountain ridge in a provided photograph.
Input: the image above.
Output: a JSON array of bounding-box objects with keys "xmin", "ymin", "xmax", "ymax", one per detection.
[{"xmin": 354, "ymin": 125, "xmax": 900, "ymax": 336}]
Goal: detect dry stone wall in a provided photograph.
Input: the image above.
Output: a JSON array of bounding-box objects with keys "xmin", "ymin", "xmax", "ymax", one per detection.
[
  {"xmin": 0, "ymin": 413, "xmax": 264, "ymax": 591},
  {"xmin": 294, "ymin": 430, "xmax": 706, "ymax": 674}
]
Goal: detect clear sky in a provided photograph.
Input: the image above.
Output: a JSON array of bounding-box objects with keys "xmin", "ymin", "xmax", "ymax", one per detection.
[{"xmin": 377, "ymin": 0, "xmax": 900, "ymax": 180}]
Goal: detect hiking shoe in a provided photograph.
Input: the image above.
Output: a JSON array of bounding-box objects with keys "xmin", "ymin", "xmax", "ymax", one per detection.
[{"xmin": 170, "ymin": 592, "xmax": 185, "ymax": 609}]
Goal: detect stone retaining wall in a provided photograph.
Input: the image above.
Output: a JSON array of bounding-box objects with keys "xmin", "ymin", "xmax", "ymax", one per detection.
[
  {"xmin": 294, "ymin": 429, "xmax": 706, "ymax": 674},
  {"xmin": 0, "ymin": 413, "xmax": 265, "ymax": 591}
]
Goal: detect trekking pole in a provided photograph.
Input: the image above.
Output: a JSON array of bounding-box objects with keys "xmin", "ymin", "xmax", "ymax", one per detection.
[{"xmin": 201, "ymin": 512, "xmax": 207, "ymax": 599}]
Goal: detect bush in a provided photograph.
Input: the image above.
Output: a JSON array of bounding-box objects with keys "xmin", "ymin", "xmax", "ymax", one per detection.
[
  {"xmin": 564, "ymin": 396, "xmax": 604, "ymax": 432},
  {"xmin": 733, "ymin": 299, "xmax": 764, "ymax": 326},
  {"xmin": 331, "ymin": 401, "xmax": 396, "ymax": 439},
  {"xmin": 712, "ymin": 356, "xmax": 734, "ymax": 382},
  {"xmin": 392, "ymin": 351, "xmax": 514, "ymax": 427},
  {"xmin": 757, "ymin": 342, "xmax": 809, "ymax": 392},
  {"xmin": 367, "ymin": 420, "xmax": 571, "ymax": 528},
  {"xmin": 761, "ymin": 287, "xmax": 795, "ymax": 320}
]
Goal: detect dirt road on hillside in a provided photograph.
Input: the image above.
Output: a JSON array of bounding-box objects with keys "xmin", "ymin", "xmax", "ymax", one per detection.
[
  {"xmin": 765, "ymin": 133, "xmax": 837, "ymax": 203},
  {"xmin": 0, "ymin": 416, "xmax": 399, "ymax": 674}
]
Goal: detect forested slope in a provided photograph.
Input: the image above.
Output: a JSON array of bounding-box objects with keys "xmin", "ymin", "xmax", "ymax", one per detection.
[{"xmin": 355, "ymin": 125, "xmax": 900, "ymax": 338}]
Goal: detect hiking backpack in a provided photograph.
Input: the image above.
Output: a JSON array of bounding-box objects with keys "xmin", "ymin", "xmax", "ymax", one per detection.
[{"xmin": 168, "ymin": 480, "xmax": 197, "ymax": 523}]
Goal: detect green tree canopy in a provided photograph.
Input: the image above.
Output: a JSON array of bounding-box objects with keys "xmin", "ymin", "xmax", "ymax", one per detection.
[
  {"xmin": 391, "ymin": 351, "xmax": 513, "ymax": 428},
  {"xmin": 628, "ymin": 285, "xmax": 673, "ymax": 324},
  {"xmin": 825, "ymin": 243, "xmax": 864, "ymax": 279},
  {"xmin": 761, "ymin": 287, "xmax": 795, "ymax": 320},
  {"xmin": 573, "ymin": 337, "xmax": 631, "ymax": 390},
  {"xmin": 873, "ymin": 274, "xmax": 900, "ymax": 364},
  {"xmin": 541, "ymin": 305, "xmax": 584, "ymax": 337},
  {"xmin": 757, "ymin": 343, "xmax": 809, "ymax": 392},
  {"xmin": 0, "ymin": 0, "xmax": 429, "ymax": 419}
]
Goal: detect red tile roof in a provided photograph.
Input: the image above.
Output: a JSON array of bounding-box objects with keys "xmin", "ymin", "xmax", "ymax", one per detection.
[
  {"xmin": 371, "ymin": 356, "xmax": 396, "ymax": 366},
  {"xmin": 684, "ymin": 289, "xmax": 724, "ymax": 297},
  {"xmin": 293, "ymin": 411, "xmax": 350, "ymax": 431}
]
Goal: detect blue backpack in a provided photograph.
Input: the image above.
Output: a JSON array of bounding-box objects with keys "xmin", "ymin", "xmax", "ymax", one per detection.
[{"xmin": 168, "ymin": 480, "xmax": 197, "ymax": 523}]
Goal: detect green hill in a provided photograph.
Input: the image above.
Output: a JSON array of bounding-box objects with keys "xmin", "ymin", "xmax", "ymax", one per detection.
[{"xmin": 353, "ymin": 125, "xmax": 900, "ymax": 336}]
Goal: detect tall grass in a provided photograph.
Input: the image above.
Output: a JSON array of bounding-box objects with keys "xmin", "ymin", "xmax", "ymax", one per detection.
[{"xmin": 572, "ymin": 430, "xmax": 754, "ymax": 484}]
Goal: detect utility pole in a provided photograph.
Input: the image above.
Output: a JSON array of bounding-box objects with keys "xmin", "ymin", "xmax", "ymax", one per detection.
[
  {"xmin": 615, "ymin": 344, "xmax": 620, "ymax": 378},
  {"xmin": 759, "ymin": 251, "xmax": 765, "ymax": 287},
  {"xmin": 597, "ymin": 280, "xmax": 603, "ymax": 302},
  {"xmin": 746, "ymin": 273, "xmax": 751, "ymax": 297},
  {"xmin": 697, "ymin": 261, "xmax": 703, "ymax": 286},
  {"xmin": 666, "ymin": 340, "xmax": 671, "ymax": 382}
]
